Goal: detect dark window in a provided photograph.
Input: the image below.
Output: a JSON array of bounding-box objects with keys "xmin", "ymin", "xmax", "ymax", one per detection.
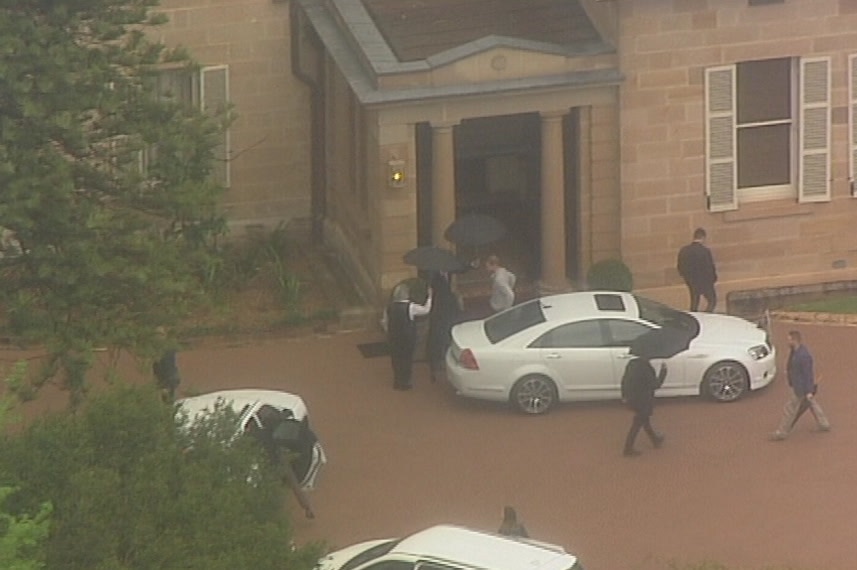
[
  {"xmin": 531, "ymin": 320, "xmax": 605, "ymax": 349},
  {"xmin": 735, "ymin": 58, "xmax": 793, "ymax": 189},
  {"xmin": 604, "ymin": 319, "xmax": 652, "ymax": 347},
  {"xmin": 594, "ymin": 294, "xmax": 625, "ymax": 312},
  {"xmin": 339, "ymin": 541, "xmax": 400, "ymax": 570},
  {"xmin": 361, "ymin": 561, "xmax": 414, "ymax": 570},
  {"xmin": 484, "ymin": 299, "xmax": 546, "ymax": 344},
  {"xmin": 634, "ymin": 296, "xmax": 700, "ymax": 338}
]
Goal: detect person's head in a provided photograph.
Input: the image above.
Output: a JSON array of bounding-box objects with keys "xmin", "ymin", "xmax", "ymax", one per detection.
[
  {"xmin": 485, "ymin": 254, "xmax": 500, "ymax": 272},
  {"xmin": 391, "ymin": 282, "xmax": 410, "ymax": 302},
  {"xmin": 787, "ymin": 330, "xmax": 802, "ymax": 349},
  {"xmin": 502, "ymin": 505, "xmax": 518, "ymax": 523},
  {"xmin": 692, "ymin": 227, "xmax": 707, "ymax": 242}
]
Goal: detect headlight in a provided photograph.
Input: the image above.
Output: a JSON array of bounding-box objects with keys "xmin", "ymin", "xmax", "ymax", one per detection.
[{"xmin": 748, "ymin": 344, "xmax": 770, "ymax": 360}]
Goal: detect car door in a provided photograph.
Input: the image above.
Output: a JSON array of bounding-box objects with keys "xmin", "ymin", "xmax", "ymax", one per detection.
[
  {"xmin": 530, "ymin": 319, "xmax": 617, "ymax": 400},
  {"xmin": 602, "ymin": 319, "xmax": 687, "ymax": 393}
]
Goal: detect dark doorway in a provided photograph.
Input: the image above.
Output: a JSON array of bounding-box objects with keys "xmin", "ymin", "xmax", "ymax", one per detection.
[{"xmin": 454, "ymin": 113, "xmax": 541, "ymax": 280}]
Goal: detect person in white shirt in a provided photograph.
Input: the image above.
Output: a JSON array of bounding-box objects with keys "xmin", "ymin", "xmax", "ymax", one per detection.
[
  {"xmin": 485, "ymin": 255, "xmax": 516, "ymax": 313},
  {"xmin": 386, "ymin": 283, "xmax": 433, "ymax": 390}
]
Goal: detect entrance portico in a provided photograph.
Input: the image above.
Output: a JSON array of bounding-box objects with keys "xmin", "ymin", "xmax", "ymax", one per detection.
[{"xmin": 293, "ymin": 0, "xmax": 623, "ymax": 303}]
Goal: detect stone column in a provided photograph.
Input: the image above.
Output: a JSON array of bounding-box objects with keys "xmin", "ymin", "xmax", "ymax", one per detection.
[
  {"xmin": 540, "ymin": 111, "xmax": 569, "ymax": 291},
  {"xmin": 431, "ymin": 122, "xmax": 458, "ymax": 248}
]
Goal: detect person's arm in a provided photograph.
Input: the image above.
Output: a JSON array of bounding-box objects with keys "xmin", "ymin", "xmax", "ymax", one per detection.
[
  {"xmin": 655, "ymin": 362, "xmax": 668, "ymax": 389},
  {"xmin": 409, "ymin": 289, "xmax": 433, "ymax": 318}
]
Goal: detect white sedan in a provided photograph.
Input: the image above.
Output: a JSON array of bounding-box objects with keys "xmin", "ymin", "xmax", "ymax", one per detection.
[
  {"xmin": 446, "ymin": 292, "xmax": 776, "ymax": 414},
  {"xmin": 316, "ymin": 525, "xmax": 583, "ymax": 570},
  {"xmin": 178, "ymin": 389, "xmax": 327, "ymax": 488}
]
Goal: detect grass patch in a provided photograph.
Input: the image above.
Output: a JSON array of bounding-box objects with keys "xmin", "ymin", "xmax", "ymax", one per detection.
[{"xmin": 784, "ymin": 295, "xmax": 857, "ymax": 314}]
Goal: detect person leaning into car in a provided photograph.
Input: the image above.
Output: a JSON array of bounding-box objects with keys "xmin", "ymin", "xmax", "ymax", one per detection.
[
  {"xmin": 387, "ymin": 283, "xmax": 433, "ymax": 390},
  {"xmin": 621, "ymin": 357, "xmax": 667, "ymax": 457}
]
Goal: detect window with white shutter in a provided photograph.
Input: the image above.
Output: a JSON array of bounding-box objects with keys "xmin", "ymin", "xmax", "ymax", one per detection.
[
  {"xmin": 798, "ymin": 57, "xmax": 831, "ymax": 202},
  {"xmin": 201, "ymin": 65, "xmax": 231, "ymax": 189},
  {"xmin": 849, "ymin": 54, "xmax": 857, "ymax": 196},
  {"xmin": 705, "ymin": 66, "xmax": 738, "ymax": 211}
]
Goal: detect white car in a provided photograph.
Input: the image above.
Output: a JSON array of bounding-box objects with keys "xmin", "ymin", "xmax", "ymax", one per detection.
[
  {"xmin": 178, "ymin": 389, "xmax": 327, "ymax": 489},
  {"xmin": 446, "ymin": 292, "xmax": 776, "ymax": 414},
  {"xmin": 316, "ymin": 525, "xmax": 584, "ymax": 570}
]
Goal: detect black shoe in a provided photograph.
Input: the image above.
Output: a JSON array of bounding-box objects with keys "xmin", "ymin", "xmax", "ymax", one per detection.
[
  {"xmin": 623, "ymin": 448, "xmax": 641, "ymax": 457},
  {"xmin": 652, "ymin": 434, "xmax": 665, "ymax": 449}
]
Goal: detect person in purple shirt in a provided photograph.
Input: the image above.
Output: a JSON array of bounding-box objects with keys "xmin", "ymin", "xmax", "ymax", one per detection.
[{"xmin": 769, "ymin": 330, "xmax": 831, "ymax": 440}]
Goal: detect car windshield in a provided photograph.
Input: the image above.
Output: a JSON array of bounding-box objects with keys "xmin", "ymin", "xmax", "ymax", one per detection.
[
  {"xmin": 338, "ymin": 540, "xmax": 400, "ymax": 570},
  {"xmin": 484, "ymin": 299, "xmax": 546, "ymax": 344},
  {"xmin": 634, "ymin": 295, "xmax": 700, "ymax": 337}
]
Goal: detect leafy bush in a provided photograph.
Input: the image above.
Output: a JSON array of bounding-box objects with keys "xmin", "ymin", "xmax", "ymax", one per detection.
[
  {"xmin": 587, "ymin": 259, "xmax": 633, "ymax": 292},
  {"xmin": 0, "ymin": 385, "xmax": 320, "ymax": 570}
]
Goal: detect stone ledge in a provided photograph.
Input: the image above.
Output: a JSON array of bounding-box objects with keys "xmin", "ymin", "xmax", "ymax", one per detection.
[{"xmin": 770, "ymin": 311, "xmax": 857, "ymax": 326}]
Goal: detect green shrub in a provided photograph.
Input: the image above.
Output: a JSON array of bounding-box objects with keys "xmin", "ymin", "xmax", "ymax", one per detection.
[
  {"xmin": 0, "ymin": 385, "xmax": 321, "ymax": 570},
  {"xmin": 587, "ymin": 258, "xmax": 634, "ymax": 292}
]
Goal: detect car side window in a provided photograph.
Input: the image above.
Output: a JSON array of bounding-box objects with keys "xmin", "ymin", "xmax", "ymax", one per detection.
[
  {"xmin": 531, "ymin": 320, "xmax": 606, "ymax": 348},
  {"xmin": 604, "ymin": 319, "xmax": 652, "ymax": 347}
]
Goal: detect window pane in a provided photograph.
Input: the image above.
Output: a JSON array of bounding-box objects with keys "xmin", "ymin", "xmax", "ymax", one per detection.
[
  {"xmin": 736, "ymin": 58, "xmax": 791, "ymax": 124},
  {"xmin": 536, "ymin": 321, "xmax": 604, "ymax": 349},
  {"xmin": 737, "ymin": 124, "xmax": 791, "ymax": 188},
  {"xmin": 605, "ymin": 320, "xmax": 651, "ymax": 347}
]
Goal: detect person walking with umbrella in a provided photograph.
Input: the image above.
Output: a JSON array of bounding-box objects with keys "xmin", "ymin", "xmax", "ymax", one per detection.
[
  {"xmin": 621, "ymin": 356, "xmax": 667, "ymax": 457},
  {"xmin": 387, "ymin": 281, "xmax": 433, "ymax": 391},
  {"xmin": 620, "ymin": 325, "xmax": 694, "ymax": 457},
  {"xmin": 427, "ymin": 268, "xmax": 462, "ymax": 383}
]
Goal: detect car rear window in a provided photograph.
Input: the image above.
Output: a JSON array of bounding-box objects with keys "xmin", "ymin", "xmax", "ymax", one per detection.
[{"xmin": 484, "ymin": 299, "xmax": 546, "ymax": 344}]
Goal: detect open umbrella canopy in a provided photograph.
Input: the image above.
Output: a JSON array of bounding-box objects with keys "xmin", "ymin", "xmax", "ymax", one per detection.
[
  {"xmin": 629, "ymin": 325, "xmax": 695, "ymax": 359},
  {"xmin": 403, "ymin": 246, "xmax": 467, "ymax": 272},
  {"xmin": 444, "ymin": 214, "xmax": 506, "ymax": 247}
]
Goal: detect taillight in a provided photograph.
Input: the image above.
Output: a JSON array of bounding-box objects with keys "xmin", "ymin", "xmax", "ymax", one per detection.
[{"xmin": 459, "ymin": 348, "xmax": 479, "ymax": 370}]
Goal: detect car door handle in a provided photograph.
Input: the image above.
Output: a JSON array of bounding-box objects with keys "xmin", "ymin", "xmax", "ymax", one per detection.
[
  {"xmin": 616, "ymin": 353, "xmax": 633, "ymax": 360},
  {"xmin": 545, "ymin": 353, "xmax": 561, "ymax": 359}
]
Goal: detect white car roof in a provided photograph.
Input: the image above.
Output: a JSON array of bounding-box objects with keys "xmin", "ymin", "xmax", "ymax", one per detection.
[
  {"xmin": 538, "ymin": 291, "xmax": 639, "ymax": 321},
  {"xmin": 391, "ymin": 525, "xmax": 578, "ymax": 570},
  {"xmin": 177, "ymin": 389, "xmax": 308, "ymax": 422}
]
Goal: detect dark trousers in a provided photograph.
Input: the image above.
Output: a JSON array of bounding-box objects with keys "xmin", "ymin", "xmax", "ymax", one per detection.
[
  {"xmin": 688, "ymin": 282, "xmax": 717, "ymax": 312},
  {"xmin": 624, "ymin": 412, "xmax": 660, "ymax": 451},
  {"xmin": 390, "ymin": 341, "xmax": 415, "ymax": 389}
]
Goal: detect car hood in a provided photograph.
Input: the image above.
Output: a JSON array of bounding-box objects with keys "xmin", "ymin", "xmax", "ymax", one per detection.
[
  {"xmin": 692, "ymin": 313, "xmax": 767, "ymax": 345},
  {"xmin": 316, "ymin": 539, "xmax": 394, "ymax": 570}
]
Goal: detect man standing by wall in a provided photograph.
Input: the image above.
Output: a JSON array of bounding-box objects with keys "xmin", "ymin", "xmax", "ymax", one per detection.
[
  {"xmin": 770, "ymin": 330, "xmax": 831, "ymax": 441},
  {"xmin": 677, "ymin": 227, "xmax": 718, "ymax": 312}
]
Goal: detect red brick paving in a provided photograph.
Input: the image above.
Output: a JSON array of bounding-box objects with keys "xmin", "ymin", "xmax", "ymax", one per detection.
[{"xmin": 5, "ymin": 322, "xmax": 857, "ymax": 569}]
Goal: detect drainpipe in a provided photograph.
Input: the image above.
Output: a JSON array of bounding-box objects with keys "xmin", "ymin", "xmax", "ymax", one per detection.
[{"xmin": 290, "ymin": 1, "xmax": 326, "ymax": 244}]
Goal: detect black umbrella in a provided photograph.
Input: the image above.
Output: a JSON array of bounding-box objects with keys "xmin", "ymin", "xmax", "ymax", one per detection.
[
  {"xmin": 444, "ymin": 214, "xmax": 506, "ymax": 247},
  {"xmin": 403, "ymin": 246, "xmax": 467, "ymax": 272},
  {"xmin": 629, "ymin": 326, "xmax": 695, "ymax": 359}
]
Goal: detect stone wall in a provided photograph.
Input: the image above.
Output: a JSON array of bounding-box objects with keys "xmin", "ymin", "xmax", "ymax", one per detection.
[
  {"xmin": 155, "ymin": 0, "xmax": 312, "ymax": 229},
  {"xmin": 619, "ymin": 0, "xmax": 857, "ymax": 292}
]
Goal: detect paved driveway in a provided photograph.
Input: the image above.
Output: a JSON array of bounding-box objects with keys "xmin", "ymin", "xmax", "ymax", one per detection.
[{"xmin": 157, "ymin": 322, "xmax": 857, "ymax": 569}]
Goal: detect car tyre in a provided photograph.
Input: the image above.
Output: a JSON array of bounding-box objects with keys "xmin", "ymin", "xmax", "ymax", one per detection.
[
  {"xmin": 702, "ymin": 361, "xmax": 749, "ymax": 402},
  {"xmin": 511, "ymin": 375, "xmax": 558, "ymax": 415}
]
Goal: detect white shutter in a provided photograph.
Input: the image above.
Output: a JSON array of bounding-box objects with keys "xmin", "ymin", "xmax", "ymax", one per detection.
[
  {"xmin": 201, "ymin": 65, "xmax": 231, "ymax": 188},
  {"xmin": 798, "ymin": 57, "xmax": 831, "ymax": 202},
  {"xmin": 849, "ymin": 54, "xmax": 857, "ymax": 196},
  {"xmin": 705, "ymin": 66, "xmax": 738, "ymax": 211}
]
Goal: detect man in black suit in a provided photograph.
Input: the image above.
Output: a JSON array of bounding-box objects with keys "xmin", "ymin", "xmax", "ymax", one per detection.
[{"xmin": 677, "ymin": 227, "xmax": 718, "ymax": 312}]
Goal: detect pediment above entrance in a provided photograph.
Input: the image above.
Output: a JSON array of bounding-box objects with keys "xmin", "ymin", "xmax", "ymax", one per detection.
[
  {"xmin": 295, "ymin": 0, "xmax": 620, "ymax": 106},
  {"xmin": 378, "ymin": 39, "xmax": 617, "ymax": 91}
]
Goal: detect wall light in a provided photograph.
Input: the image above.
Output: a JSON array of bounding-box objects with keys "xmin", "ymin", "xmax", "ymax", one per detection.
[{"xmin": 388, "ymin": 159, "xmax": 406, "ymax": 189}]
